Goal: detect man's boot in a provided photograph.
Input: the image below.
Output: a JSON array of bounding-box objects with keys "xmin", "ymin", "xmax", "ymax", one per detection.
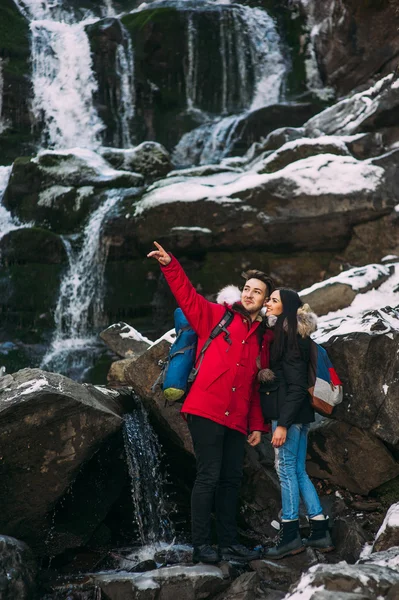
[
  {"xmin": 263, "ymin": 520, "xmax": 305, "ymax": 560},
  {"xmin": 219, "ymin": 543, "xmax": 260, "ymax": 563},
  {"xmin": 192, "ymin": 544, "xmax": 219, "ymax": 564},
  {"xmin": 304, "ymin": 517, "xmax": 334, "ymax": 552}
]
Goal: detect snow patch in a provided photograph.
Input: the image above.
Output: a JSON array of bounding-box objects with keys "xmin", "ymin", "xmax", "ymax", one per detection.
[
  {"xmin": 374, "ymin": 503, "xmax": 399, "ymax": 545},
  {"xmin": 300, "ymin": 264, "xmax": 391, "ymax": 295}
]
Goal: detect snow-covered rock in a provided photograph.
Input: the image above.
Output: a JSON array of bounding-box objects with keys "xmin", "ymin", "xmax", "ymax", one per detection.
[
  {"xmin": 300, "ymin": 263, "xmax": 392, "ymax": 315},
  {"xmin": 373, "ymin": 503, "xmax": 399, "ymax": 553},
  {"xmin": 101, "ymin": 142, "xmax": 173, "ymax": 180},
  {"xmin": 311, "ymin": 262, "xmax": 399, "ymax": 446},
  {"xmin": 100, "ymin": 322, "xmax": 152, "ymax": 359},
  {"xmin": 93, "ymin": 564, "xmax": 227, "ymax": 600}
]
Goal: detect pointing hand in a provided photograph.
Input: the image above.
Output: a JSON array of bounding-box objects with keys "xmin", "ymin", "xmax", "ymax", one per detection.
[{"xmin": 147, "ymin": 241, "xmax": 171, "ymax": 266}]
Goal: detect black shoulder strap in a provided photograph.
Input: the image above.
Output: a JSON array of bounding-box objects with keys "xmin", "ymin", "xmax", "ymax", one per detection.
[{"xmin": 188, "ymin": 309, "xmax": 234, "ymax": 382}]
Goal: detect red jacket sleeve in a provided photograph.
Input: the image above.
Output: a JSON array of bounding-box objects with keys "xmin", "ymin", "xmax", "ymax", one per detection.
[{"xmin": 160, "ymin": 255, "xmax": 221, "ymax": 337}]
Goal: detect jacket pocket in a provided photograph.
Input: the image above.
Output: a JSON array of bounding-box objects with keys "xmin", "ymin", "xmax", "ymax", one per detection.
[{"xmin": 260, "ymin": 389, "xmax": 279, "ymax": 421}]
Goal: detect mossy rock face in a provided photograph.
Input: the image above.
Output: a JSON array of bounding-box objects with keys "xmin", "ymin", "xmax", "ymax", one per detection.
[
  {"xmin": 0, "ymin": 228, "xmax": 67, "ymax": 265},
  {"xmin": 103, "ymin": 258, "xmax": 159, "ymax": 324},
  {"xmin": 0, "ymin": 0, "xmax": 34, "ymax": 161},
  {"xmin": 0, "ymin": 262, "xmax": 65, "ymax": 343}
]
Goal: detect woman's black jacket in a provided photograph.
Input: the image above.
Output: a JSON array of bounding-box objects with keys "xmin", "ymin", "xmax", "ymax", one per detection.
[{"xmin": 260, "ymin": 334, "xmax": 315, "ymax": 429}]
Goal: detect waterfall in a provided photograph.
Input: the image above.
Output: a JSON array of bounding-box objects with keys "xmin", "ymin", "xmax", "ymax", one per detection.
[
  {"xmin": 0, "ymin": 167, "xmax": 27, "ymax": 241},
  {"xmin": 115, "ymin": 26, "xmax": 135, "ymax": 148},
  {"xmin": 40, "ymin": 189, "xmax": 121, "ymax": 379},
  {"xmin": 176, "ymin": 3, "xmax": 287, "ymax": 166},
  {"xmin": 123, "ymin": 407, "xmax": 175, "ymax": 545},
  {"xmin": 30, "ymin": 19, "xmax": 105, "ymax": 149}
]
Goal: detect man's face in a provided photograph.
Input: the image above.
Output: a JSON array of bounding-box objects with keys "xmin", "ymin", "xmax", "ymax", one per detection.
[{"xmin": 241, "ymin": 278, "xmax": 268, "ymax": 314}]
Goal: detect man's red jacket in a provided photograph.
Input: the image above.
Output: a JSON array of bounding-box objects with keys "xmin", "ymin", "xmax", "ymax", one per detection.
[{"xmin": 161, "ymin": 256, "xmax": 270, "ymax": 435}]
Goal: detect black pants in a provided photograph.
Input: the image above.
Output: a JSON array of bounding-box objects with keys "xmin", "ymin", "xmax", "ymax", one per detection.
[{"xmin": 187, "ymin": 414, "xmax": 246, "ymax": 547}]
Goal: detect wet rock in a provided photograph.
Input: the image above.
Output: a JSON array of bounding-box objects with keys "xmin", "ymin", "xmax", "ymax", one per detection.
[
  {"xmin": 153, "ymin": 547, "xmax": 192, "ymax": 566},
  {"xmin": 306, "ymin": 421, "xmax": 399, "ymax": 495},
  {"xmin": 299, "ymin": 264, "xmax": 392, "ymax": 316},
  {"xmin": 240, "ymin": 446, "xmax": 281, "ymax": 542},
  {"xmin": 101, "ymin": 142, "xmax": 173, "ymax": 180},
  {"xmin": 124, "ymin": 340, "xmax": 194, "ymax": 455},
  {"xmin": 0, "ymin": 535, "xmax": 37, "ymax": 600},
  {"xmin": 107, "ymin": 358, "xmax": 133, "ymax": 387},
  {"xmin": 331, "ymin": 517, "xmax": 369, "ymax": 564},
  {"xmin": 250, "ymin": 127, "xmax": 305, "ymax": 155},
  {"xmin": 93, "ymin": 564, "xmax": 228, "ymax": 600},
  {"xmin": 3, "ymin": 150, "xmax": 143, "ymax": 233},
  {"xmin": 320, "ymin": 306, "xmax": 399, "ymax": 447},
  {"xmin": 343, "ymin": 213, "xmax": 399, "ymax": 268},
  {"xmin": 285, "ymin": 562, "xmax": 399, "ymax": 599},
  {"xmin": 0, "ymin": 228, "xmax": 67, "ymax": 266},
  {"xmin": 373, "ymin": 503, "xmax": 399, "ymax": 553},
  {"xmin": 100, "ymin": 322, "xmax": 152, "ymax": 359},
  {"xmin": 214, "ymin": 571, "xmax": 262, "ymax": 600},
  {"xmin": 0, "ymin": 368, "xmax": 124, "ymax": 555},
  {"xmin": 250, "ymin": 548, "xmax": 319, "ymax": 591},
  {"xmin": 294, "ymin": 0, "xmax": 399, "ymax": 95}
]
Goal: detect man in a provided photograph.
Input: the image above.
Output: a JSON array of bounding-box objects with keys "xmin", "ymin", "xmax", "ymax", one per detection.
[{"xmin": 148, "ymin": 241, "xmax": 273, "ymax": 564}]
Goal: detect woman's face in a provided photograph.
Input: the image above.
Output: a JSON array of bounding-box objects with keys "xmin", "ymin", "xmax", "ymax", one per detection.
[{"xmin": 266, "ymin": 290, "xmax": 284, "ymax": 316}]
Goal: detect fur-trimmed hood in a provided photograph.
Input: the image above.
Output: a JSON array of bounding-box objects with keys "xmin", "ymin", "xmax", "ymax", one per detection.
[
  {"xmin": 266, "ymin": 303, "xmax": 317, "ymax": 338},
  {"xmin": 296, "ymin": 303, "xmax": 317, "ymax": 337}
]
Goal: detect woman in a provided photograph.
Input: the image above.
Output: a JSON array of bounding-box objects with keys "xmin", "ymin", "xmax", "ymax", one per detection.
[{"xmin": 258, "ymin": 288, "xmax": 334, "ymax": 559}]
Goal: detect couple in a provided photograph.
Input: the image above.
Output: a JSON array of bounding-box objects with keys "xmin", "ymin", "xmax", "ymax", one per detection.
[{"xmin": 148, "ymin": 242, "xmax": 333, "ymax": 563}]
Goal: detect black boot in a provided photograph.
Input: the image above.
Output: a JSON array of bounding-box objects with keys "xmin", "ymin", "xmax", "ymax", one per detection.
[
  {"xmin": 304, "ymin": 517, "xmax": 334, "ymax": 552},
  {"xmin": 192, "ymin": 544, "xmax": 219, "ymax": 564},
  {"xmin": 219, "ymin": 543, "xmax": 260, "ymax": 563},
  {"xmin": 263, "ymin": 520, "xmax": 305, "ymax": 560}
]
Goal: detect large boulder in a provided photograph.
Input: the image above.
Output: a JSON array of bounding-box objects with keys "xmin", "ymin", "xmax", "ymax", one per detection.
[
  {"xmin": 316, "ymin": 303, "xmax": 399, "ymax": 447},
  {"xmin": 100, "ymin": 322, "xmax": 152, "ymax": 358},
  {"xmin": 0, "ymin": 536, "xmax": 37, "ymax": 600},
  {"xmin": 293, "ymin": 0, "xmax": 399, "ymax": 95},
  {"xmin": 299, "ymin": 264, "xmax": 393, "ymax": 316},
  {"xmin": 306, "ymin": 421, "xmax": 399, "ymax": 495},
  {"xmin": 305, "ymin": 74, "xmax": 399, "ymax": 137},
  {"xmin": 101, "ymin": 142, "xmax": 173, "ymax": 180},
  {"xmin": 127, "ymin": 153, "xmax": 393, "ymax": 253},
  {"xmin": 0, "ymin": 368, "xmax": 124, "ymax": 555},
  {"xmin": 3, "ymin": 150, "xmax": 143, "ymax": 233}
]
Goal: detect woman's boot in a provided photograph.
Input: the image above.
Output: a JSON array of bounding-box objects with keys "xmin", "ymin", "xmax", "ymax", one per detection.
[
  {"xmin": 264, "ymin": 520, "xmax": 305, "ymax": 560},
  {"xmin": 304, "ymin": 517, "xmax": 334, "ymax": 552}
]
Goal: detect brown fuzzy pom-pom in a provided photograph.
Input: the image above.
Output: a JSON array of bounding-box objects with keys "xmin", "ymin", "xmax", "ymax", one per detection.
[{"xmin": 258, "ymin": 368, "xmax": 276, "ymax": 383}]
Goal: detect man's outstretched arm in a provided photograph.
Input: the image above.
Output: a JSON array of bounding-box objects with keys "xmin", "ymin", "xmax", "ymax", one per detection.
[{"xmin": 148, "ymin": 241, "xmax": 220, "ymax": 336}]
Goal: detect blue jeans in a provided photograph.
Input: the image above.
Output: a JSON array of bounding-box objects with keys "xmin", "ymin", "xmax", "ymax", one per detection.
[{"xmin": 272, "ymin": 421, "xmax": 323, "ymax": 521}]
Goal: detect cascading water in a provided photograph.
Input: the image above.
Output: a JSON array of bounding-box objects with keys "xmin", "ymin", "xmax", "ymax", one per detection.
[
  {"xmin": 123, "ymin": 405, "xmax": 175, "ymax": 544},
  {"xmin": 174, "ymin": 3, "xmax": 287, "ymax": 166},
  {"xmin": 13, "ymin": 0, "xmax": 131, "ymax": 150},
  {"xmin": 40, "ymin": 188, "xmax": 122, "ymax": 380},
  {"xmin": 114, "ymin": 25, "xmax": 135, "ymax": 149}
]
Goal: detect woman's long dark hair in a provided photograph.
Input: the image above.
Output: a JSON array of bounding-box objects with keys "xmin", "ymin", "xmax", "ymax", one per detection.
[{"xmin": 270, "ymin": 288, "xmax": 303, "ymax": 363}]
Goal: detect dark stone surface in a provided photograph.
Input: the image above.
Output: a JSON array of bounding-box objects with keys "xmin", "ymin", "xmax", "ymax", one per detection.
[
  {"xmin": 0, "ymin": 536, "xmax": 37, "ymax": 600},
  {"xmin": 0, "ymin": 369, "xmax": 124, "ymax": 555}
]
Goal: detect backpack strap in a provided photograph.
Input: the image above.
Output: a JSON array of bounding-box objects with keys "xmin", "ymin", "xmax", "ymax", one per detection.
[{"xmin": 188, "ymin": 309, "xmax": 234, "ymax": 383}]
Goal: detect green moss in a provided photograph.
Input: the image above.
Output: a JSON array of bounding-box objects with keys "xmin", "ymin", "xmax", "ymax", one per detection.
[
  {"xmin": 0, "ymin": 0, "xmax": 30, "ymax": 76},
  {"xmin": 122, "ymin": 7, "xmax": 178, "ymax": 32}
]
